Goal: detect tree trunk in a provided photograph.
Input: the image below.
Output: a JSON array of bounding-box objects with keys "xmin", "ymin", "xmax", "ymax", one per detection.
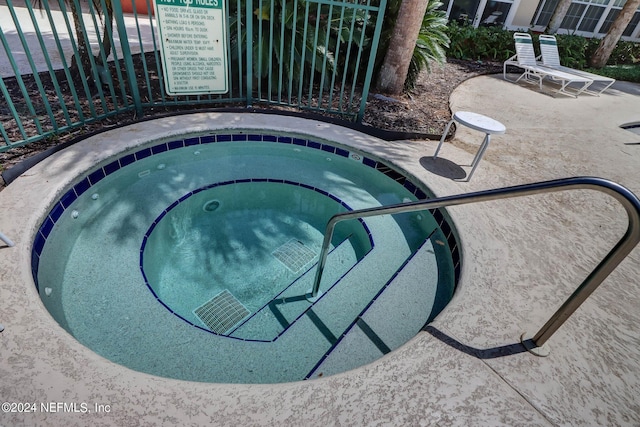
[
  {"xmin": 546, "ymin": 0, "xmax": 573, "ymax": 34},
  {"xmin": 590, "ymin": 0, "xmax": 640, "ymax": 68},
  {"xmin": 100, "ymin": 0, "xmax": 115, "ymax": 63},
  {"xmin": 376, "ymin": 0, "xmax": 429, "ymax": 95},
  {"xmin": 69, "ymin": 2, "xmax": 93, "ymax": 78}
]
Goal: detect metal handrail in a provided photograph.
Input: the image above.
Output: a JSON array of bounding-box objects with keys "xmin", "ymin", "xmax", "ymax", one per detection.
[{"xmin": 310, "ymin": 177, "xmax": 640, "ymax": 348}]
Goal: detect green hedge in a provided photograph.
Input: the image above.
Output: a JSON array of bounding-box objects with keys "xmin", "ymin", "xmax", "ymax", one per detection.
[{"xmin": 445, "ymin": 22, "xmax": 640, "ymax": 74}]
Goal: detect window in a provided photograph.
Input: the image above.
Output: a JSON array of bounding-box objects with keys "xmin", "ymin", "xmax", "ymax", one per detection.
[
  {"xmin": 447, "ymin": 0, "xmax": 482, "ymax": 24},
  {"xmin": 599, "ymin": 8, "xmax": 620, "ymax": 33},
  {"xmin": 623, "ymin": 11, "xmax": 640, "ymax": 36},
  {"xmin": 560, "ymin": 3, "xmax": 587, "ymax": 30},
  {"xmin": 578, "ymin": 5, "xmax": 606, "ymax": 31},
  {"xmin": 480, "ymin": 1, "xmax": 513, "ymax": 27},
  {"xmin": 598, "ymin": 2, "xmax": 640, "ymax": 35},
  {"xmin": 533, "ymin": 0, "xmax": 560, "ymax": 27},
  {"xmin": 439, "ymin": 0, "xmax": 452, "ymax": 12}
]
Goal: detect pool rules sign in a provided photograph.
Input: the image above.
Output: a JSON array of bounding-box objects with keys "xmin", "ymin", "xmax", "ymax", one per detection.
[{"xmin": 154, "ymin": 0, "xmax": 228, "ymax": 95}]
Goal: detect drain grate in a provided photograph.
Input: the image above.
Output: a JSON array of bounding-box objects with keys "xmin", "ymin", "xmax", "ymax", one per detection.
[
  {"xmin": 193, "ymin": 290, "xmax": 250, "ymax": 334},
  {"xmin": 272, "ymin": 239, "xmax": 317, "ymax": 273}
]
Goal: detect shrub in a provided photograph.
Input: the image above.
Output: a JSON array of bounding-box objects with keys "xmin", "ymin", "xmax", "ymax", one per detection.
[
  {"xmin": 585, "ymin": 65, "xmax": 640, "ymax": 83},
  {"xmin": 446, "ymin": 21, "xmax": 514, "ymax": 61},
  {"xmin": 445, "ymin": 23, "xmax": 640, "ymax": 72},
  {"xmin": 554, "ymin": 34, "xmax": 591, "ymax": 69}
]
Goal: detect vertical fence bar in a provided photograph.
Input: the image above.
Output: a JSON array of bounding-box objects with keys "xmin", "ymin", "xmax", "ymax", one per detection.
[
  {"xmin": 71, "ymin": 0, "xmax": 111, "ymax": 115},
  {"xmin": 326, "ymin": 5, "xmax": 346, "ymax": 111},
  {"xmin": 257, "ymin": 0, "xmax": 263, "ymax": 98},
  {"xmin": 85, "ymin": 0, "xmax": 109, "ymax": 104},
  {"xmin": 98, "ymin": 0, "xmax": 131, "ymax": 110},
  {"xmin": 0, "ymin": 72, "xmax": 27, "ymax": 143},
  {"xmin": 133, "ymin": 5, "xmax": 159, "ymax": 105},
  {"xmin": 150, "ymin": 4, "xmax": 172, "ymax": 105},
  {"xmin": 316, "ymin": 2, "xmax": 335, "ymax": 110},
  {"xmin": 357, "ymin": 0, "xmax": 386, "ymax": 122},
  {"xmin": 56, "ymin": 0, "xmax": 98, "ymax": 118},
  {"xmin": 267, "ymin": 0, "xmax": 275, "ymax": 101},
  {"xmin": 86, "ymin": 0, "xmax": 119, "ymax": 110},
  {"xmin": 347, "ymin": 0, "xmax": 370, "ymax": 117},
  {"xmin": 338, "ymin": 5, "xmax": 357, "ymax": 114},
  {"xmin": 306, "ymin": 2, "xmax": 322, "ymax": 109},
  {"xmin": 297, "ymin": 1, "xmax": 310, "ymax": 106},
  {"xmin": 223, "ymin": 0, "xmax": 235, "ymax": 100},
  {"xmin": 246, "ymin": 0, "xmax": 253, "ymax": 106},
  {"xmin": 5, "ymin": 0, "xmax": 53, "ymax": 133},
  {"xmin": 235, "ymin": 0, "xmax": 244, "ymax": 99},
  {"xmin": 24, "ymin": 1, "xmax": 73, "ymax": 128},
  {"xmin": 112, "ymin": 0, "xmax": 143, "ymax": 116},
  {"xmin": 287, "ymin": 0, "xmax": 299, "ymax": 104},
  {"xmin": 39, "ymin": 0, "xmax": 87, "ymax": 123},
  {"xmin": 277, "ymin": 0, "xmax": 286, "ymax": 103}
]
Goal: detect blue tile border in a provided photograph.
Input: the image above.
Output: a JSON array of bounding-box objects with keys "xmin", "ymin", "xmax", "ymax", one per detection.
[{"xmin": 32, "ymin": 132, "xmax": 461, "ymax": 299}]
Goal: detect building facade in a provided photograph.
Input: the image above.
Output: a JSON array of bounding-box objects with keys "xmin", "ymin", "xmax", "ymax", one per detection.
[{"xmin": 440, "ymin": 0, "xmax": 640, "ymax": 41}]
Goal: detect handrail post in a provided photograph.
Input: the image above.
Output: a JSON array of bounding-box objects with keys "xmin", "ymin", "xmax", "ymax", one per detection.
[
  {"xmin": 531, "ymin": 213, "xmax": 640, "ymax": 347},
  {"xmin": 308, "ymin": 177, "xmax": 640, "ymax": 351},
  {"xmin": 308, "ymin": 219, "xmax": 337, "ymax": 300}
]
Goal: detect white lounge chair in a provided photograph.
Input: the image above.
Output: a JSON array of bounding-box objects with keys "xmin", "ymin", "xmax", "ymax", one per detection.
[
  {"xmin": 503, "ymin": 32, "xmax": 593, "ymax": 98},
  {"xmin": 538, "ymin": 34, "xmax": 615, "ymax": 96}
]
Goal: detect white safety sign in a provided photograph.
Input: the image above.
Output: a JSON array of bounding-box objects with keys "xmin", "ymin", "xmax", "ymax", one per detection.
[{"xmin": 154, "ymin": 0, "xmax": 229, "ymax": 95}]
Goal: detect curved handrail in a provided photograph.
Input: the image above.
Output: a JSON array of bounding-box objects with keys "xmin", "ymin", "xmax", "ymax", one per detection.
[{"xmin": 310, "ymin": 177, "xmax": 640, "ymax": 348}]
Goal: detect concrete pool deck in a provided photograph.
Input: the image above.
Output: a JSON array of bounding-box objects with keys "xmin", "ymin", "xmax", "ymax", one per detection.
[{"xmin": 1, "ymin": 75, "xmax": 639, "ymax": 426}]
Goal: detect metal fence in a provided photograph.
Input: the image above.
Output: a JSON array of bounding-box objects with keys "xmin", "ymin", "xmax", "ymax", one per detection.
[{"xmin": 0, "ymin": 0, "xmax": 386, "ymax": 152}]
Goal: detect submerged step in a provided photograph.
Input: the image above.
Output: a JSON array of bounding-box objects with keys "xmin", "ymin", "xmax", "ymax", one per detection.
[
  {"xmin": 307, "ymin": 238, "xmax": 445, "ymax": 379},
  {"xmin": 229, "ymin": 214, "xmax": 415, "ymax": 343},
  {"xmin": 228, "ymin": 238, "xmax": 360, "ymax": 341}
]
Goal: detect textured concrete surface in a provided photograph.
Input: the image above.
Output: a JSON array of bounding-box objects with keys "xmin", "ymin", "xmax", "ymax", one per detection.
[{"xmin": 1, "ymin": 74, "xmax": 639, "ymax": 426}]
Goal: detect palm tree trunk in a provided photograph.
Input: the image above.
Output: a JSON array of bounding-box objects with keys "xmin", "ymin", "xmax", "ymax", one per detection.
[{"xmin": 375, "ymin": 0, "xmax": 429, "ymax": 95}]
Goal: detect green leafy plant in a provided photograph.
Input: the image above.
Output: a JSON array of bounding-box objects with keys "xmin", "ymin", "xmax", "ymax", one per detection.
[
  {"xmin": 228, "ymin": 0, "xmax": 370, "ymax": 92},
  {"xmin": 446, "ymin": 21, "xmax": 514, "ymax": 61},
  {"xmin": 554, "ymin": 34, "xmax": 590, "ymax": 68}
]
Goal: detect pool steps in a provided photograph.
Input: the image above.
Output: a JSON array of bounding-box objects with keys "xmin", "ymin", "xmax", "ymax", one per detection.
[
  {"xmin": 219, "ymin": 212, "xmax": 432, "ymax": 381},
  {"xmin": 228, "ymin": 238, "xmax": 360, "ymax": 340},
  {"xmin": 306, "ymin": 237, "xmax": 440, "ymax": 378}
]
